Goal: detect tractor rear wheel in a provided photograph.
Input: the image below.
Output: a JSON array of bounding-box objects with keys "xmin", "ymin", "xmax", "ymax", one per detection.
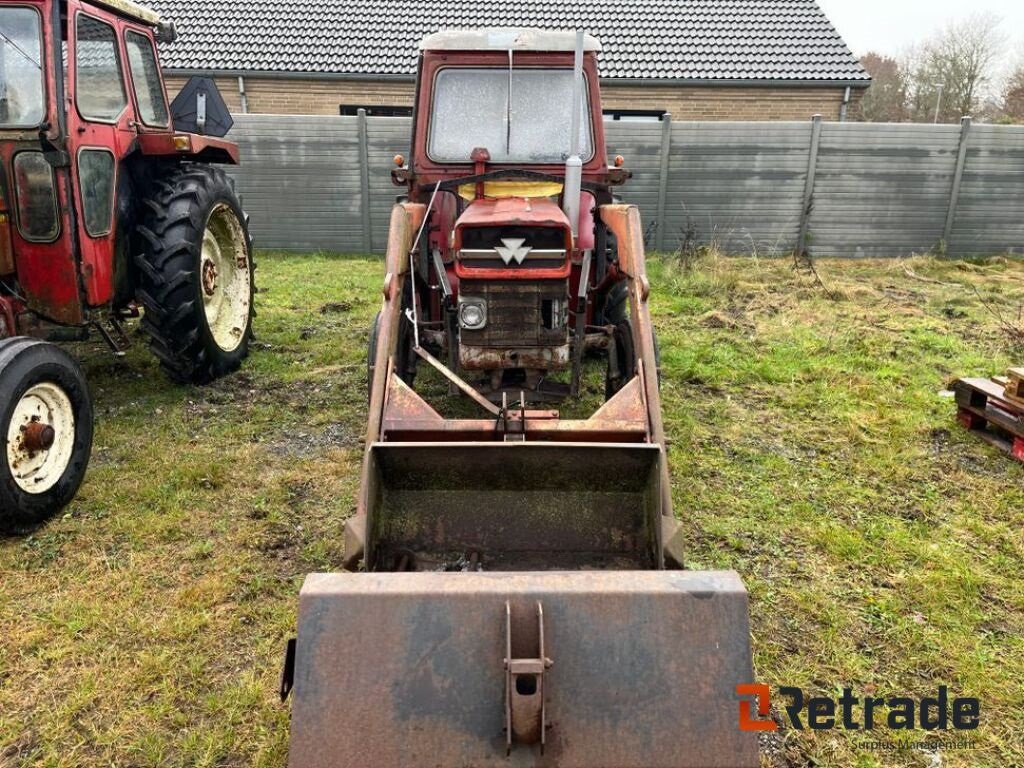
[
  {"xmin": 136, "ymin": 164, "xmax": 255, "ymax": 384},
  {"xmin": 0, "ymin": 339, "xmax": 93, "ymax": 533}
]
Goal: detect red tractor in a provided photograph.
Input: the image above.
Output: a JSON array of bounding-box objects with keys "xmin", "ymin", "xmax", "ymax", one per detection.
[
  {"xmin": 0, "ymin": 0, "xmax": 254, "ymax": 530},
  {"xmin": 283, "ymin": 30, "xmax": 757, "ymax": 767}
]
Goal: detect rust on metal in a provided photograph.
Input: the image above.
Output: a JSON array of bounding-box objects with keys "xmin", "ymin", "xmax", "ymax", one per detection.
[
  {"xmin": 363, "ymin": 442, "xmax": 661, "ymax": 572},
  {"xmin": 21, "ymin": 420, "xmax": 56, "ymax": 454},
  {"xmin": 358, "ymin": 203, "xmax": 426, "ymax": 523},
  {"xmin": 505, "ymin": 601, "xmax": 552, "ymax": 753},
  {"xmin": 460, "ymin": 343, "xmax": 570, "ymax": 371},
  {"xmin": 589, "ymin": 374, "xmax": 649, "ymax": 428},
  {"xmin": 201, "ymin": 259, "xmax": 218, "ymax": 296},
  {"xmin": 287, "ymin": 571, "xmax": 759, "ymax": 768},
  {"xmin": 600, "ymin": 204, "xmax": 672, "ymax": 520},
  {"xmin": 0, "ymin": 213, "xmax": 14, "ymax": 276}
]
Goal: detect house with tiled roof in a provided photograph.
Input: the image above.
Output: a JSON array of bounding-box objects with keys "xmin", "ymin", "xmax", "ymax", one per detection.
[{"xmin": 148, "ymin": 0, "xmax": 871, "ymax": 122}]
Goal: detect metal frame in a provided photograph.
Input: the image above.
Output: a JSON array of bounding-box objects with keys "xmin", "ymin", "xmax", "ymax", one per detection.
[{"xmin": 347, "ymin": 202, "xmax": 674, "ymax": 571}]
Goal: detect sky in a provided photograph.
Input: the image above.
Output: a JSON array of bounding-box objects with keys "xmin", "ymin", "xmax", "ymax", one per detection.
[{"xmin": 817, "ymin": 0, "xmax": 1023, "ymax": 62}]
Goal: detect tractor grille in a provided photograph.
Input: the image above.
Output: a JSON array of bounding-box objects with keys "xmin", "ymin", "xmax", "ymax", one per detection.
[
  {"xmin": 460, "ymin": 280, "xmax": 568, "ymax": 348},
  {"xmin": 458, "ymin": 226, "xmax": 567, "ymax": 269}
]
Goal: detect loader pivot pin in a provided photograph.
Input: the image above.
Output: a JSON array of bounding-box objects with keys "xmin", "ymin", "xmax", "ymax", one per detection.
[{"xmin": 505, "ymin": 601, "xmax": 552, "ymax": 754}]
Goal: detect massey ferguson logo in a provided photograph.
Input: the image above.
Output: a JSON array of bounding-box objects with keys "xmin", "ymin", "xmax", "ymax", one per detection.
[{"xmin": 495, "ymin": 238, "xmax": 532, "ymax": 265}]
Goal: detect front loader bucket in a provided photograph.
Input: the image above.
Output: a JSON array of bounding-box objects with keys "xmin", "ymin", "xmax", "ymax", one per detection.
[
  {"xmin": 363, "ymin": 442, "xmax": 662, "ymax": 572},
  {"xmin": 285, "ymin": 203, "xmax": 758, "ymax": 766},
  {"xmin": 287, "ymin": 570, "xmax": 758, "ymax": 768}
]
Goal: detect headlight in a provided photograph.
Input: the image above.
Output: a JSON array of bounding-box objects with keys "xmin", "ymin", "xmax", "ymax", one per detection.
[{"xmin": 458, "ymin": 298, "xmax": 487, "ymax": 330}]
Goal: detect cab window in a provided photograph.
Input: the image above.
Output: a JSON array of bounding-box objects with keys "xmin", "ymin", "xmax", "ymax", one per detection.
[
  {"xmin": 13, "ymin": 152, "xmax": 59, "ymax": 242},
  {"xmin": 429, "ymin": 68, "xmax": 593, "ymax": 164},
  {"xmin": 0, "ymin": 7, "xmax": 46, "ymax": 128},
  {"xmin": 78, "ymin": 148, "xmax": 116, "ymax": 237},
  {"xmin": 125, "ymin": 30, "xmax": 168, "ymax": 127},
  {"xmin": 75, "ymin": 14, "xmax": 127, "ymax": 121}
]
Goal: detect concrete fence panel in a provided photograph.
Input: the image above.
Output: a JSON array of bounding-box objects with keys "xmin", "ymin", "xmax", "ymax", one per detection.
[
  {"xmin": 949, "ymin": 124, "xmax": 1024, "ymax": 257},
  {"xmin": 225, "ymin": 113, "xmax": 1024, "ymax": 258}
]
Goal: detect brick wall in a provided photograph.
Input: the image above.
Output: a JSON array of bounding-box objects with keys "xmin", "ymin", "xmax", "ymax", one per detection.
[
  {"xmin": 163, "ymin": 75, "xmax": 413, "ymax": 116},
  {"xmin": 164, "ymin": 74, "xmax": 863, "ymax": 122},
  {"xmin": 603, "ymin": 84, "xmax": 858, "ymax": 121}
]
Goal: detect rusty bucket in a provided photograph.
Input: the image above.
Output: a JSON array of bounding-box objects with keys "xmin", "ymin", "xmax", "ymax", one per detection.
[
  {"xmin": 285, "ymin": 441, "xmax": 759, "ymax": 767},
  {"xmin": 287, "ymin": 570, "xmax": 758, "ymax": 767},
  {"xmin": 363, "ymin": 441, "xmax": 663, "ymax": 572}
]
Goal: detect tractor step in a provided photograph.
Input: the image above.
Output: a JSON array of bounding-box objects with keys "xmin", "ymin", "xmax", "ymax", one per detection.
[
  {"xmin": 953, "ymin": 377, "xmax": 1024, "ymax": 463},
  {"xmin": 286, "ymin": 570, "xmax": 758, "ymax": 768}
]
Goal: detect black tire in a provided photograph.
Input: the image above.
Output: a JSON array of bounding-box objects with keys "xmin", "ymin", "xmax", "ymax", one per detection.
[
  {"xmin": 135, "ymin": 163, "xmax": 255, "ymax": 384},
  {"xmin": 604, "ymin": 318, "xmax": 662, "ymax": 400},
  {"xmin": 368, "ymin": 311, "xmax": 380, "ymax": 400},
  {"xmin": 603, "ymin": 280, "xmax": 629, "ymax": 325},
  {"xmin": 367, "ymin": 309, "xmax": 416, "ymax": 400},
  {"xmin": 0, "ymin": 339, "xmax": 93, "ymax": 534},
  {"xmin": 605, "ymin": 319, "xmax": 636, "ymax": 399}
]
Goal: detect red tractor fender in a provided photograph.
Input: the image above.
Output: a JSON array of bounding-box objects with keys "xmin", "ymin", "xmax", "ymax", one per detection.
[{"xmin": 135, "ymin": 133, "xmax": 240, "ymax": 165}]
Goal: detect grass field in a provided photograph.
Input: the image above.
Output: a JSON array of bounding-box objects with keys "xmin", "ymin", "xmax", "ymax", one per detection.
[{"xmin": 1, "ymin": 251, "xmax": 1023, "ymax": 768}]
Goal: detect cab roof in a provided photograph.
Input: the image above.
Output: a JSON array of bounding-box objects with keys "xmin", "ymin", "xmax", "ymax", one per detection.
[
  {"xmin": 419, "ymin": 28, "xmax": 601, "ymax": 53},
  {"xmin": 86, "ymin": 0, "xmax": 162, "ymax": 26}
]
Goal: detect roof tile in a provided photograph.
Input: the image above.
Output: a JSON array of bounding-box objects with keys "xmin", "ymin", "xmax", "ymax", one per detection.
[{"xmin": 147, "ymin": 0, "xmax": 869, "ymax": 82}]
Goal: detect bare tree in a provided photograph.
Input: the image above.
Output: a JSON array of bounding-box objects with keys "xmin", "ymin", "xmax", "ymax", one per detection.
[
  {"xmin": 858, "ymin": 52, "xmax": 908, "ymax": 122},
  {"xmin": 1001, "ymin": 64, "xmax": 1024, "ymax": 123},
  {"xmin": 905, "ymin": 13, "xmax": 1007, "ymax": 122}
]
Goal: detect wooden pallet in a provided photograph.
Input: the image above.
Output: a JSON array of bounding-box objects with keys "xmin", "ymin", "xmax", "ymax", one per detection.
[
  {"xmin": 953, "ymin": 377, "xmax": 1024, "ymax": 463},
  {"xmin": 1005, "ymin": 368, "xmax": 1024, "ymax": 404}
]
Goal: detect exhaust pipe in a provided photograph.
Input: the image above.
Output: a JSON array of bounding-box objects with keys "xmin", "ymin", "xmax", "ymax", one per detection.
[{"xmin": 562, "ymin": 30, "xmax": 585, "ymax": 241}]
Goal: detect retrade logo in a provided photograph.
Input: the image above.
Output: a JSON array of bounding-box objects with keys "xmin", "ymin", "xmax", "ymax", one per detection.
[
  {"xmin": 737, "ymin": 684, "xmax": 776, "ymax": 731},
  {"xmin": 735, "ymin": 685, "xmax": 980, "ymax": 732}
]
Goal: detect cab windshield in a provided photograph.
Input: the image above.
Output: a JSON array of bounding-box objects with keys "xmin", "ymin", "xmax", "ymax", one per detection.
[
  {"xmin": 428, "ymin": 67, "xmax": 593, "ymax": 164},
  {"xmin": 0, "ymin": 7, "xmax": 45, "ymax": 128}
]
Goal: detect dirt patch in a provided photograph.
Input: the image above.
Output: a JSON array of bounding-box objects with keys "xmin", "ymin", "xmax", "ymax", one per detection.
[
  {"xmin": 320, "ymin": 300, "xmax": 353, "ymax": 314},
  {"xmin": 758, "ymin": 725, "xmax": 810, "ymax": 768},
  {"xmin": 267, "ymin": 422, "xmax": 359, "ymax": 458},
  {"xmin": 0, "ymin": 731, "xmax": 39, "ymax": 766},
  {"xmin": 699, "ymin": 304, "xmax": 757, "ymax": 333},
  {"xmin": 700, "ymin": 310, "xmax": 741, "ymax": 330}
]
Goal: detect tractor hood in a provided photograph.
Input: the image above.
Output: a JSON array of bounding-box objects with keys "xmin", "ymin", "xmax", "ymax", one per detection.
[{"xmin": 455, "ymin": 196, "xmax": 571, "ymax": 236}]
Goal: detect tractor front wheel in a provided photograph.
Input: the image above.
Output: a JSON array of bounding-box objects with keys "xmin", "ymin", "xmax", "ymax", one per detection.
[
  {"xmin": 0, "ymin": 339, "xmax": 93, "ymax": 533},
  {"xmin": 605, "ymin": 318, "xmax": 662, "ymax": 400},
  {"xmin": 367, "ymin": 310, "xmax": 416, "ymax": 400},
  {"xmin": 136, "ymin": 164, "xmax": 255, "ymax": 384}
]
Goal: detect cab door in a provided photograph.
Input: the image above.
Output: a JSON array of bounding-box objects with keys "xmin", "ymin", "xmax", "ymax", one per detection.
[
  {"xmin": 65, "ymin": 0, "xmax": 135, "ymax": 308},
  {"xmin": 3, "ymin": 0, "xmax": 83, "ymax": 325}
]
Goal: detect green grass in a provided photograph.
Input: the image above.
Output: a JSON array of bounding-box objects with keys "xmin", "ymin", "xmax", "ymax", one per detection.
[{"xmin": 1, "ymin": 251, "xmax": 1023, "ymax": 767}]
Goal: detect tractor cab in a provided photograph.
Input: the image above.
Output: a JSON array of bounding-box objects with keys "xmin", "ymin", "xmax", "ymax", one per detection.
[
  {"xmin": 0, "ymin": 0, "xmax": 240, "ymax": 329},
  {"xmin": 0, "ymin": 0, "xmax": 254, "ymax": 531},
  {"xmin": 391, "ymin": 29, "xmax": 631, "ymax": 401}
]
